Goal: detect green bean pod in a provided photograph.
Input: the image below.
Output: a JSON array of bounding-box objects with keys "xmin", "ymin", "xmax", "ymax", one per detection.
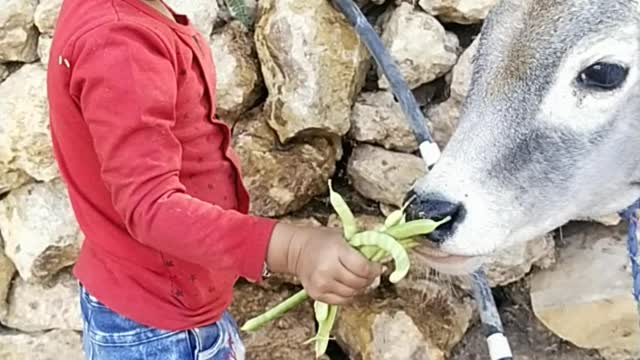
[
  {"xmin": 383, "ymin": 209, "xmax": 404, "ymax": 229},
  {"xmin": 314, "ymin": 301, "xmax": 329, "ymax": 323},
  {"xmin": 358, "ymin": 245, "xmax": 379, "ymax": 259},
  {"xmin": 315, "ymin": 304, "xmax": 338, "ymax": 357},
  {"xmin": 350, "ymin": 231, "xmax": 410, "ymax": 283},
  {"xmin": 385, "ymin": 217, "xmax": 450, "ymax": 239},
  {"xmin": 328, "ymin": 180, "xmax": 358, "ymax": 239}
]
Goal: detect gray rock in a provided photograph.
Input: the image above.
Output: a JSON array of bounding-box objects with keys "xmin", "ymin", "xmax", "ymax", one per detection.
[
  {"xmin": 337, "ymin": 278, "xmax": 474, "ymax": 360},
  {"xmin": 3, "ymin": 270, "xmax": 81, "ymax": 332},
  {"xmin": 348, "ymin": 144, "xmax": 426, "ymax": 207},
  {"xmin": 530, "ymin": 223, "xmax": 640, "ymax": 352},
  {"xmin": 0, "ymin": 64, "xmax": 8, "ymax": 82},
  {"xmin": 0, "ymin": 241, "xmax": 16, "ymax": 319},
  {"xmin": 38, "ymin": 36, "xmax": 52, "ymax": 67},
  {"xmin": 483, "ymin": 233, "xmax": 556, "ymax": 287},
  {"xmin": 0, "ymin": 179, "xmax": 81, "ymax": 282},
  {"xmin": 232, "ymin": 107, "xmax": 338, "ymax": 217},
  {"xmin": 0, "ymin": 64, "xmax": 57, "ymax": 192},
  {"xmin": 164, "ymin": 0, "xmax": 219, "ymax": 37},
  {"xmin": 349, "ymin": 91, "xmax": 418, "ymax": 153},
  {"xmin": 379, "ymin": 3, "xmax": 458, "ymax": 89},
  {"xmin": 34, "ymin": 0, "xmax": 62, "ymax": 36},
  {"xmin": 0, "ymin": 329, "xmax": 83, "ymax": 360},
  {"xmin": 427, "ymin": 36, "xmax": 478, "ymax": 147},
  {"xmin": 255, "ymin": 0, "xmax": 370, "ymax": 143},
  {"xmin": 0, "ymin": 0, "xmax": 39, "ymax": 62},
  {"xmin": 209, "ymin": 21, "xmax": 263, "ymax": 120},
  {"xmin": 418, "ymin": 0, "xmax": 499, "ymax": 24}
]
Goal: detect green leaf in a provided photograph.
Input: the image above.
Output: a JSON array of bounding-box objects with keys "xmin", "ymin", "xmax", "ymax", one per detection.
[{"xmin": 225, "ymin": 0, "xmax": 252, "ymax": 29}]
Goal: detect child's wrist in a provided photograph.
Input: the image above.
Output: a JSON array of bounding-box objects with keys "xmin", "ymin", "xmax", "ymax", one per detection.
[{"xmin": 265, "ymin": 222, "xmax": 304, "ymax": 275}]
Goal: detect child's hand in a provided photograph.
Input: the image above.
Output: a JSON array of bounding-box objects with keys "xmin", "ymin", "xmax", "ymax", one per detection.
[{"xmin": 266, "ymin": 223, "xmax": 383, "ymax": 305}]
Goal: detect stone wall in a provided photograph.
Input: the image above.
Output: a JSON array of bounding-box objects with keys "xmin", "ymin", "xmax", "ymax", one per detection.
[{"xmin": 0, "ymin": 0, "xmax": 638, "ymax": 359}]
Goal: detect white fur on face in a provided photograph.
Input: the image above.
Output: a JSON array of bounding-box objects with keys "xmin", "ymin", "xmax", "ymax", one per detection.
[{"xmin": 539, "ymin": 25, "xmax": 639, "ymax": 133}]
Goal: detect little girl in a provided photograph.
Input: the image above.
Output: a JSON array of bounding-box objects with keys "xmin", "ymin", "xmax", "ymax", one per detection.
[{"xmin": 47, "ymin": 0, "xmax": 382, "ymax": 358}]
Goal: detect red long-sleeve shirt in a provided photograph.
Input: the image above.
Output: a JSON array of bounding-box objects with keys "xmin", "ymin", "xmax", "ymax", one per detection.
[{"xmin": 47, "ymin": 0, "xmax": 276, "ymax": 330}]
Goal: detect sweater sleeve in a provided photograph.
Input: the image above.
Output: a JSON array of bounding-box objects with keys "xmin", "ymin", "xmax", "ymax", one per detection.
[{"xmin": 68, "ymin": 21, "xmax": 276, "ymax": 282}]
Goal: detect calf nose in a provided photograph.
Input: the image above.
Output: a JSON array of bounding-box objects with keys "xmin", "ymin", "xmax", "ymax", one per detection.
[{"xmin": 403, "ymin": 190, "xmax": 465, "ymax": 244}]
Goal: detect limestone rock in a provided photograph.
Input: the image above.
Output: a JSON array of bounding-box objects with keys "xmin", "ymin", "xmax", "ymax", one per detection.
[
  {"xmin": 278, "ymin": 216, "xmax": 323, "ymax": 228},
  {"xmin": 4, "ymin": 271, "xmax": 81, "ymax": 332},
  {"xmin": 530, "ymin": 223, "xmax": 640, "ymax": 351},
  {"xmin": 327, "ymin": 213, "xmax": 385, "ymax": 231},
  {"xmin": 0, "ymin": 166, "xmax": 30, "ymax": 195},
  {"xmin": 34, "ymin": 0, "xmax": 63, "ymax": 35},
  {"xmin": 348, "ymin": 144, "xmax": 426, "ymax": 207},
  {"xmin": 216, "ymin": 0, "xmax": 258, "ymax": 27},
  {"xmin": 349, "ymin": 91, "xmax": 418, "ymax": 152},
  {"xmin": 336, "ymin": 280, "xmax": 474, "ymax": 360},
  {"xmin": 483, "ymin": 233, "xmax": 556, "ymax": 287},
  {"xmin": 427, "ymin": 36, "xmax": 478, "ymax": 147},
  {"xmin": 379, "ymin": 3, "xmax": 457, "ymax": 90},
  {"xmin": 0, "ymin": 64, "xmax": 57, "ymax": 191},
  {"xmin": 445, "ymin": 31, "xmax": 463, "ymax": 55},
  {"xmin": 0, "ymin": 64, "xmax": 8, "ymax": 82},
  {"xmin": 210, "ymin": 22, "xmax": 263, "ymax": 120},
  {"xmin": 351, "ymin": 33, "xmax": 473, "ymax": 151},
  {"xmin": 577, "ymin": 213, "xmax": 622, "ymax": 226},
  {"xmin": 0, "ymin": 0, "xmax": 39, "ymax": 62},
  {"xmin": 0, "ymin": 179, "xmax": 82, "ymax": 282},
  {"xmin": 0, "ymin": 330, "xmax": 83, "ymax": 360},
  {"xmin": 164, "ymin": 0, "xmax": 219, "ymax": 37},
  {"xmin": 232, "ymin": 107, "xmax": 338, "ymax": 217},
  {"xmin": 0, "ymin": 244, "xmax": 16, "ymax": 319},
  {"xmin": 379, "ymin": 203, "xmax": 396, "ymax": 217},
  {"xmin": 229, "ymin": 282, "xmax": 329, "ymax": 360},
  {"xmin": 599, "ymin": 348, "xmax": 640, "ymax": 360},
  {"xmin": 38, "ymin": 36, "xmax": 52, "ymax": 67},
  {"xmin": 418, "ymin": 0, "xmax": 499, "ymax": 24},
  {"xmin": 255, "ymin": 0, "xmax": 370, "ymax": 143}
]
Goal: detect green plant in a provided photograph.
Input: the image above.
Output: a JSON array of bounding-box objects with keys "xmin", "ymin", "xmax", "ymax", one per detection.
[{"xmin": 225, "ymin": 0, "xmax": 252, "ymax": 29}]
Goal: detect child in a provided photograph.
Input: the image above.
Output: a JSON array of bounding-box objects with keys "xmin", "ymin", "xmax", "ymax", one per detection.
[{"xmin": 46, "ymin": 0, "xmax": 382, "ymax": 358}]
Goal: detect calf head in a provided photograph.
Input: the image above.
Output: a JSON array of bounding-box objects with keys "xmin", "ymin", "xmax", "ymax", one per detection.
[{"xmin": 406, "ymin": 0, "xmax": 640, "ymax": 274}]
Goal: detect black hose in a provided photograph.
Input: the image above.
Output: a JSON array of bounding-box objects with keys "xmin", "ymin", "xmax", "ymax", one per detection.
[
  {"xmin": 329, "ymin": 1, "xmax": 513, "ymax": 359},
  {"xmin": 330, "ymin": 0, "xmax": 432, "ymax": 146}
]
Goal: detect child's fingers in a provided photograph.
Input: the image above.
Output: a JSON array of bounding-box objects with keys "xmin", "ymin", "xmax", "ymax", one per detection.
[
  {"xmin": 323, "ymin": 279, "xmax": 359, "ymax": 299},
  {"xmin": 334, "ymin": 266, "xmax": 372, "ymax": 290},
  {"xmin": 338, "ymin": 245, "xmax": 383, "ymax": 280},
  {"xmin": 315, "ymin": 293, "xmax": 351, "ymax": 306}
]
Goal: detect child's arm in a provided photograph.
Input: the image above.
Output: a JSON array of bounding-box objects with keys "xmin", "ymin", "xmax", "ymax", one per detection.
[
  {"xmin": 68, "ymin": 22, "xmax": 274, "ymax": 282},
  {"xmin": 68, "ymin": 21, "xmax": 381, "ymax": 303}
]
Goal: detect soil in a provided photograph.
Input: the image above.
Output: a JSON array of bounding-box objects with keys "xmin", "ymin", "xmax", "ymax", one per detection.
[{"xmin": 449, "ymin": 279, "xmax": 604, "ymax": 360}]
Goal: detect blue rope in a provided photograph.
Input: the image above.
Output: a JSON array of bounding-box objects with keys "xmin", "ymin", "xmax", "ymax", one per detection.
[{"xmin": 621, "ymin": 199, "xmax": 640, "ymax": 316}]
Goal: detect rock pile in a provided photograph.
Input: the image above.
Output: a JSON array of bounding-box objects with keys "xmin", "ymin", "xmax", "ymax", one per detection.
[{"xmin": 0, "ymin": 0, "xmax": 636, "ymax": 359}]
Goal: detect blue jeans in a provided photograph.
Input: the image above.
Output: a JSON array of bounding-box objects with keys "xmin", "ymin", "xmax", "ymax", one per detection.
[{"xmin": 79, "ymin": 286, "xmax": 245, "ymax": 360}]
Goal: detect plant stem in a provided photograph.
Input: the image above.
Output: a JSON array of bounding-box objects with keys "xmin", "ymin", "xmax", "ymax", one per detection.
[{"xmin": 240, "ymin": 289, "xmax": 309, "ymax": 332}]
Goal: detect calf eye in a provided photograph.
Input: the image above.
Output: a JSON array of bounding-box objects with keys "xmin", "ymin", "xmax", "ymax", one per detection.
[{"xmin": 577, "ymin": 62, "xmax": 628, "ymax": 90}]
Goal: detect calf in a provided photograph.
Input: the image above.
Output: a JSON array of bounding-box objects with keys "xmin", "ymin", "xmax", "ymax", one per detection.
[{"xmin": 406, "ymin": 0, "xmax": 640, "ymax": 274}]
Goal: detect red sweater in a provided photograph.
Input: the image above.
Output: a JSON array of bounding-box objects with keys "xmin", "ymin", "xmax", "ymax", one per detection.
[{"xmin": 47, "ymin": 0, "xmax": 276, "ymax": 330}]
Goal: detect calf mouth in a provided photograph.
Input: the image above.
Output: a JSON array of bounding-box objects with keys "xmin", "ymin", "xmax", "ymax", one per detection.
[{"xmin": 411, "ymin": 242, "xmax": 485, "ymax": 275}]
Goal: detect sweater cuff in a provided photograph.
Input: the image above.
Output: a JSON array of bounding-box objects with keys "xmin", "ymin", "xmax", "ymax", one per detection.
[{"xmin": 239, "ymin": 216, "xmax": 278, "ymax": 283}]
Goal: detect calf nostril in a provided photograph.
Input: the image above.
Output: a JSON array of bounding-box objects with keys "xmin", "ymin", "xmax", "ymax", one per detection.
[
  {"xmin": 422, "ymin": 199, "xmax": 461, "ymax": 222},
  {"xmin": 404, "ymin": 193, "xmax": 464, "ymax": 245}
]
